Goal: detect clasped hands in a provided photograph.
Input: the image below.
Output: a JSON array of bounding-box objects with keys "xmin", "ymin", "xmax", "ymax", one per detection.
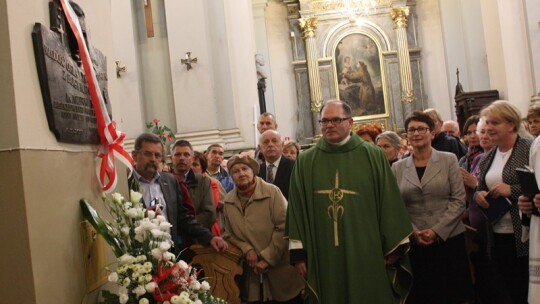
[
  {"xmin": 246, "ymin": 249, "xmax": 269, "ymax": 274},
  {"xmin": 413, "ymin": 229, "xmax": 437, "ymax": 246}
]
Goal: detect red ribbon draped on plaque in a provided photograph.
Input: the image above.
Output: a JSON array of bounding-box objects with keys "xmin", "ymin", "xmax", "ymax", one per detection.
[{"xmin": 59, "ymin": 0, "xmax": 133, "ymax": 192}]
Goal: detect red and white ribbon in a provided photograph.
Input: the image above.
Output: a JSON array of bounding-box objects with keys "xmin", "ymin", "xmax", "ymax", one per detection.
[{"xmin": 59, "ymin": 0, "xmax": 133, "ymax": 193}]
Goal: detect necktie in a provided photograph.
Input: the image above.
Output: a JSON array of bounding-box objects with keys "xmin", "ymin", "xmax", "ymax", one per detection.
[
  {"xmin": 266, "ymin": 164, "xmax": 274, "ymax": 183},
  {"xmin": 175, "ymin": 175, "xmax": 195, "ymax": 214}
]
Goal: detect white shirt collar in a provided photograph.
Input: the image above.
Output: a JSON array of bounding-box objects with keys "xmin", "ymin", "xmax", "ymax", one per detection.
[{"xmin": 265, "ymin": 156, "xmax": 282, "ymax": 168}]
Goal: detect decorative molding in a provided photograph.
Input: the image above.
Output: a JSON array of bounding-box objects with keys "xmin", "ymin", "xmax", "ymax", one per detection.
[
  {"xmin": 390, "ymin": 7, "xmax": 409, "ymax": 29},
  {"xmin": 124, "ymin": 128, "xmax": 251, "ymax": 155},
  {"xmin": 298, "ymin": 17, "xmax": 318, "ymax": 39}
]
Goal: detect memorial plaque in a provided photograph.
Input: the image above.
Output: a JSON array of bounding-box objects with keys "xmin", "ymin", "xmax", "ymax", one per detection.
[{"xmin": 32, "ymin": 0, "xmax": 111, "ymax": 144}]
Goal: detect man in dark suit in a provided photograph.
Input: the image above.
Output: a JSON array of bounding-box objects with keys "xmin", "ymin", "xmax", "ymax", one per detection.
[
  {"xmin": 424, "ymin": 108, "xmax": 467, "ymax": 160},
  {"xmin": 129, "ymin": 133, "xmax": 227, "ymax": 254},
  {"xmin": 258, "ymin": 130, "xmax": 295, "ymax": 199}
]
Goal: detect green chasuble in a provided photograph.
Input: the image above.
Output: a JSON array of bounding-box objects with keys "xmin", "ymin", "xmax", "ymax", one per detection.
[{"xmin": 286, "ymin": 133, "xmax": 413, "ymax": 303}]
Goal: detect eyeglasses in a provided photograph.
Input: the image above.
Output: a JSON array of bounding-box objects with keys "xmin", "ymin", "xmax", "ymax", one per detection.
[
  {"xmin": 407, "ymin": 127, "xmax": 430, "ymax": 135},
  {"xmin": 319, "ymin": 117, "xmax": 351, "ymax": 126}
]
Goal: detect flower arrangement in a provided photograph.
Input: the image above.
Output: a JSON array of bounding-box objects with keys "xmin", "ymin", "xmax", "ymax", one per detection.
[
  {"xmin": 146, "ymin": 118, "xmax": 175, "ymax": 145},
  {"xmin": 80, "ymin": 191, "xmax": 225, "ymax": 304}
]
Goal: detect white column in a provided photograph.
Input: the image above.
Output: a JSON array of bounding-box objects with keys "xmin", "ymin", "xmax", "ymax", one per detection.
[
  {"xmin": 391, "ymin": 7, "xmax": 415, "ymax": 104},
  {"xmin": 480, "ymin": 0, "xmax": 534, "ymax": 112},
  {"xmin": 252, "ymin": 0, "xmax": 275, "ymax": 114}
]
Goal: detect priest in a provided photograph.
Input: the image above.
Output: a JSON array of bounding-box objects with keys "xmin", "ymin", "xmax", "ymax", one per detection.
[{"xmin": 286, "ymin": 100, "xmax": 413, "ymax": 303}]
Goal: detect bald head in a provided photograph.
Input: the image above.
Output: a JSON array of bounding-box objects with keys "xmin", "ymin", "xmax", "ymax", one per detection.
[
  {"xmin": 442, "ymin": 120, "xmax": 460, "ymax": 137},
  {"xmin": 259, "ymin": 130, "xmax": 283, "ymax": 163}
]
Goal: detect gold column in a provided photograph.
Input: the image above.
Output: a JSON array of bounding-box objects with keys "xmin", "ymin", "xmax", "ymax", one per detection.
[
  {"xmin": 299, "ymin": 17, "xmax": 323, "ymax": 112},
  {"xmin": 391, "ymin": 7, "xmax": 415, "ymax": 103}
]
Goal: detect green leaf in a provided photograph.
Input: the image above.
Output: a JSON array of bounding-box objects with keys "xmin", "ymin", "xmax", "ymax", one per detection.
[
  {"xmin": 98, "ymin": 290, "xmax": 120, "ymax": 304},
  {"xmin": 146, "ymin": 122, "xmax": 153, "ymax": 129},
  {"xmin": 80, "ymin": 199, "xmax": 124, "ymax": 257}
]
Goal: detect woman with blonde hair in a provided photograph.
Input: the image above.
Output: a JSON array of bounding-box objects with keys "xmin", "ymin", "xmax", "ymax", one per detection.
[
  {"xmin": 474, "ymin": 100, "xmax": 532, "ymax": 304},
  {"xmin": 282, "ymin": 141, "xmax": 301, "ymax": 160}
]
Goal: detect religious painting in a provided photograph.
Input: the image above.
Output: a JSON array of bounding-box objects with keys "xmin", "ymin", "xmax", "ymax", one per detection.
[{"xmin": 335, "ymin": 33, "xmax": 388, "ymax": 119}]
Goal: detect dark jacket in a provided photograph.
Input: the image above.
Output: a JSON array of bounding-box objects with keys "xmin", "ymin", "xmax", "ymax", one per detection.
[
  {"xmin": 129, "ymin": 172, "xmax": 214, "ymax": 252},
  {"xmin": 432, "ymin": 132, "xmax": 467, "ymax": 160},
  {"xmin": 182, "ymin": 169, "xmax": 216, "ymax": 230},
  {"xmin": 258, "ymin": 156, "xmax": 295, "ymax": 199}
]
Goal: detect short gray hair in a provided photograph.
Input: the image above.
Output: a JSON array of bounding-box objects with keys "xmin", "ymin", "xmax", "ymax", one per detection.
[{"xmin": 375, "ymin": 131, "xmax": 402, "ymax": 150}]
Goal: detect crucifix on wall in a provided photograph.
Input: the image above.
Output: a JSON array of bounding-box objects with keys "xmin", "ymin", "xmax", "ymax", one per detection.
[{"xmin": 144, "ymin": 0, "xmax": 154, "ymax": 37}]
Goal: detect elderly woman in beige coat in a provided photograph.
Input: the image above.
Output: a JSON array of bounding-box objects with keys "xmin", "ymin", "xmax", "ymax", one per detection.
[{"xmin": 223, "ymin": 155, "xmax": 304, "ymax": 303}]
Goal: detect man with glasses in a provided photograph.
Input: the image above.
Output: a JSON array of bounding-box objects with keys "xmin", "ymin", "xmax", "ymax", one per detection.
[
  {"xmin": 129, "ymin": 133, "xmax": 228, "ymax": 254},
  {"xmin": 286, "ymin": 100, "xmax": 413, "ymax": 303}
]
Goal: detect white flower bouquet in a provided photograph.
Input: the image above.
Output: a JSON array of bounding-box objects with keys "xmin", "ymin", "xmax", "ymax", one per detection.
[{"xmin": 81, "ymin": 191, "xmax": 226, "ymax": 304}]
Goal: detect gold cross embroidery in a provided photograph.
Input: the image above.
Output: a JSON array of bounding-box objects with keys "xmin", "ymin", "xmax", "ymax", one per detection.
[{"xmin": 316, "ymin": 170, "xmax": 358, "ymax": 247}]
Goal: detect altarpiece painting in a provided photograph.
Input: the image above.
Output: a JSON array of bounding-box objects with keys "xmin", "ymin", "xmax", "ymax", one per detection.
[{"xmin": 335, "ymin": 33, "xmax": 388, "ymax": 119}]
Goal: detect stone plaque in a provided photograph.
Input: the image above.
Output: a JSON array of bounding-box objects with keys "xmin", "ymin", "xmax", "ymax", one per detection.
[{"xmin": 31, "ymin": 1, "xmax": 110, "ymax": 144}]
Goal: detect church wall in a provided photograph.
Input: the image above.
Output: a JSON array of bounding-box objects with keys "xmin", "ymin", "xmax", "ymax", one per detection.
[
  {"xmin": 525, "ymin": 0, "xmax": 540, "ymax": 94},
  {"xmin": 137, "ymin": 0, "xmax": 177, "ymax": 133},
  {"xmin": 110, "ymin": 0, "xmax": 148, "ymax": 139},
  {"xmin": 480, "ymin": 0, "xmax": 534, "ymax": 113},
  {"xmin": 222, "ymin": 0, "xmax": 260, "ymax": 146},
  {"xmin": 1, "ymin": 0, "xmax": 126, "ymax": 303},
  {"xmin": 265, "ymin": 0, "xmax": 299, "ymax": 142},
  {"xmin": 415, "ymin": 0, "xmax": 452, "ymax": 120},
  {"xmin": 164, "ymin": 0, "xmax": 221, "ymax": 133},
  {"xmin": 0, "ymin": 152, "xmax": 35, "ymax": 303},
  {"xmin": 437, "ymin": 0, "xmax": 491, "ymax": 119}
]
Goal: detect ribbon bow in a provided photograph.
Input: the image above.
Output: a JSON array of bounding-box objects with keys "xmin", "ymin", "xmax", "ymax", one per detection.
[{"xmin": 60, "ymin": 0, "xmax": 133, "ymax": 192}]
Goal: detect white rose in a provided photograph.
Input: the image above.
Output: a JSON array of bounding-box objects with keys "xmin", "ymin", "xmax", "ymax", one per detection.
[
  {"xmin": 159, "ymin": 241, "xmax": 171, "ymax": 252},
  {"xmin": 155, "ymin": 215, "xmax": 166, "ymax": 222},
  {"xmin": 119, "ymin": 294, "xmax": 129, "ymax": 304},
  {"xmin": 190, "ymin": 280, "xmax": 201, "ymax": 290},
  {"xmin": 119, "ymin": 254, "xmax": 136, "ymax": 265},
  {"xmin": 126, "ymin": 208, "xmax": 139, "ymax": 218},
  {"xmin": 130, "ymin": 190, "xmax": 143, "ymax": 204},
  {"xmin": 112, "ymin": 193, "xmax": 124, "ymax": 204},
  {"xmin": 139, "ymin": 298, "xmax": 150, "ymax": 304},
  {"xmin": 147, "ymin": 210, "xmax": 156, "ymax": 219},
  {"xmin": 134, "ymin": 234, "xmax": 145, "ymax": 243},
  {"xmin": 122, "ymin": 277, "xmax": 131, "ymax": 287},
  {"xmin": 151, "ymin": 248, "xmax": 163, "ymax": 260},
  {"xmin": 162, "ymin": 251, "xmax": 175, "ymax": 262},
  {"xmin": 159, "ymin": 221, "xmax": 172, "ymax": 231},
  {"xmin": 121, "ymin": 226, "xmax": 130, "ymax": 236},
  {"xmin": 151, "ymin": 229, "xmax": 164, "ymax": 238},
  {"xmin": 145, "ymin": 282, "xmax": 157, "ymax": 293},
  {"xmin": 133, "ymin": 285, "xmax": 146, "ymax": 296},
  {"xmin": 177, "ymin": 260, "xmax": 189, "ymax": 271},
  {"xmin": 200, "ymin": 281, "xmax": 210, "ymax": 291},
  {"xmin": 107, "ymin": 272, "xmax": 118, "ymax": 282}
]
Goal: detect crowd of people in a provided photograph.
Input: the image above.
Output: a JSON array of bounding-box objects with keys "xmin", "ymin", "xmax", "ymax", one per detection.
[{"xmin": 128, "ymin": 100, "xmax": 540, "ymax": 303}]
